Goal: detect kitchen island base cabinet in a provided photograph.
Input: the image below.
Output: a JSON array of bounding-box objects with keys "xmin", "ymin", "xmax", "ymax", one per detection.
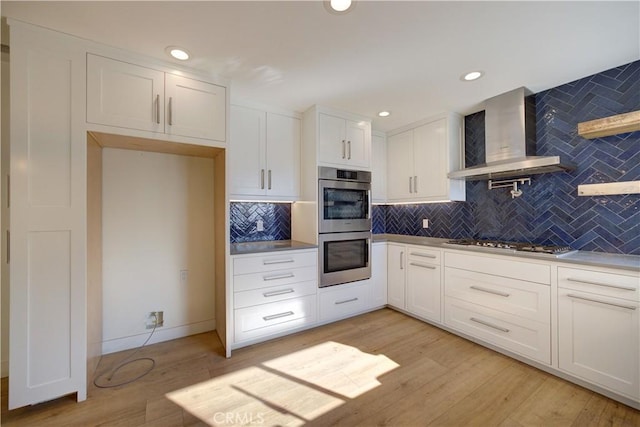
[{"xmin": 558, "ymin": 266, "xmax": 640, "ymax": 401}]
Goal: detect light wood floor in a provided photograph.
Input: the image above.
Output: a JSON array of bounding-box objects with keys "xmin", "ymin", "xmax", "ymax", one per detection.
[{"xmin": 2, "ymin": 308, "xmax": 639, "ymax": 426}]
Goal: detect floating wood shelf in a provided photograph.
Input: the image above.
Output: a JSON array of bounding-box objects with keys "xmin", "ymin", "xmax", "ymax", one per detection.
[
  {"xmin": 578, "ymin": 110, "xmax": 640, "ymax": 139},
  {"xmin": 578, "ymin": 180, "xmax": 640, "ymax": 196}
]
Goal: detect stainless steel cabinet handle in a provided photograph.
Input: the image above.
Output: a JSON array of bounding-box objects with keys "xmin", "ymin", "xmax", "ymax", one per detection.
[
  {"xmin": 470, "ymin": 285, "xmax": 510, "ymax": 297},
  {"xmin": 268, "ymin": 170, "xmax": 272, "ymax": 190},
  {"xmin": 409, "ymin": 177, "xmax": 413, "ymax": 193},
  {"xmin": 335, "ymin": 297, "xmax": 358, "ymax": 305},
  {"xmin": 5, "ymin": 230, "xmax": 9, "ymax": 264},
  {"xmin": 470, "ymin": 317, "xmax": 510, "ymax": 333},
  {"xmin": 155, "ymin": 94, "xmax": 160, "ymax": 124},
  {"xmin": 263, "ymin": 311, "xmax": 294, "ymax": 321},
  {"xmin": 260, "ymin": 169, "xmax": 265, "ymax": 189},
  {"xmin": 263, "ymin": 288, "xmax": 295, "ymax": 297},
  {"xmin": 6, "ymin": 174, "xmax": 9, "ymax": 207},
  {"xmin": 414, "ymin": 175, "xmax": 418, "ymax": 193},
  {"xmin": 409, "ymin": 262, "xmax": 436, "ymax": 270},
  {"xmin": 410, "ymin": 252, "xmax": 436, "ymax": 259},
  {"xmin": 400, "ymin": 251, "xmax": 404, "ymax": 270},
  {"xmin": 168, "ymin": 97, "xmax": 173, "ymax": 125},
  {"xmin": 567, "ymin": 294, "xmax": 636, "ymax": 310},
  {"xmin": 342, "ymin": 140, "xmax": 346, "ymax": 159},
  {"xmin": 263, "ymin": 258, "xmax": 294, "ymax": 265},
  {"xmin": 347, "ymin": 140, "xmax": 351, "ymax": 159},
  {"xmin": 567, "ymin": 277, "xmax": 636, "ymax": 291},
  {"xmin": 262, "ymin": 273, "xmax": 295, "ymax": 281}
]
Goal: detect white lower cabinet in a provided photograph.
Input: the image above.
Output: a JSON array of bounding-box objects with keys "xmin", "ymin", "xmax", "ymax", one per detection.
[
  {"xmin": 443, "ymin": 252, "xmax": 551, "ymax": 364},
  {"xmin": 231, "ymin": 249, "xmax": 318, "ymax": 347},
  {"xmin": 369, "ymin": 242, "xmax": 388, "ymax": 308},
  {"xmin": 319, "ymin": 281, "xmax": 368, "ymax": 322},
  {"xmin": 387, "ymin": 243, "xmax": 406, "ymax": 310},
  {"xmin": 558, "ymin": 266, "xmax": 640, "ymax": 401}
]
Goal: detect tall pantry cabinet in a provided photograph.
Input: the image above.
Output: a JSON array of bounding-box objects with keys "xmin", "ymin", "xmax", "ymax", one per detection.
[{"xmin": 8, "ymin": 21, "xmax": 88, "ymax": 409}]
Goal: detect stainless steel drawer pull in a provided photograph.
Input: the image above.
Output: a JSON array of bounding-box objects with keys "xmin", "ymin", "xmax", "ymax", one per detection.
[
  {"xmin": 567, "ymin": 277, "xmax": 636, "ymax": 291},
  {"xmin": 347, "ymin": 140, "xmax": 351, "ymax": 159},
  {"xmin": 414, "ymin": 175, "xmax": 418, "ymax": 193},
  {"xmin": 567, "ymin": 294, "xmax": 636, "ymax": 311},
  {"xmin": 409, "ymin": 177, "xmax": 413, "ymax": 193},
  {"xmin": 410, "ymin": 252, "xmax": 437, "ymax": 259},
  {"xmin": 263, "ymin": 288, "xmax": 295, "ymax": 297},
  {"xmin": 155, "ymin": 94, "xmax": 160, "ymax": 124},
  {"xmin": 268, "ymin": 170, "xmax": 272, "ymax": 190},
  {"xmin": 470, "ymin": 317, "xmax": 510, "ymax": 333},
  {"xmin": 342, "ymin": 140, "xmax": 346, "ymax": 159},
  {"xmin": 168, "ymin": 97, "xmax": 173, "ymax": 125},
  {"xmin": 470, "ymin": 285, "xmax": 510, "ymax": 297},
  {"xmin": 400, "ymin": 251, "xmax": 404, "ymax": 270},
  {"xmin": 263, "ymin": 273, "xmax": 295, "ymax": 281},
  {"xmin": 263, "ymin": 311, "xmax": 295, "ymax": 321},
  {"xmin": 260, "ymin": 169, "xmax": 265, "ymax": 189},
  {"xmin": 409, "ymin": 262, "xmax": 436, "ymax": 270},
  {"xmin": 335, "ymin": 297, "xmax": 358, "ymax": 305},
  {"xmin": 263, "ymin": 259, "xmax": 295, "ymax": 265}
]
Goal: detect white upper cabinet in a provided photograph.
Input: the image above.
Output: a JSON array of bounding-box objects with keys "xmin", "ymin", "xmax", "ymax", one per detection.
[
  {"xmin": 87, "ymin": 54, "xmax": 226, "ymax": 146},
  {"xmin": 371, "ymin": 131, "xmax": 387, "ymax": 203},
  {"xmin": 387, "ymin": 113, "xmax": 465, "ymax": 202},
  {"xmin": 230, "ymin": 104, "xmax": 300, "ymax": 200}
]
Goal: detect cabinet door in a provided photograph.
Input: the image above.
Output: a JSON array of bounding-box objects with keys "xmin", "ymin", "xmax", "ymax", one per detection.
[
  {"xmin": 345, "ymin": 120, "xmax": 371, "ymax": 168},
  {"xmin": 406, "ymin": 260, "xmax": 441, "ymax": 323},
  {"xmin": 318, "ymin": 113, "xmax": 347, "ymax": 165},
  {"xmin": 229, "ymin": 105, "xmax": 266, "ymax": 196},
  {"xmin": 370, "ymin": 243, "xmax": 388, "ymax": 308},
  {"xmin": 413, "ymin": 119, "xmax": 447, "ymax": 199},
  {"xmin": 266, "ymin": 112, "xmax": 300, "ymax": 199},
  {"xmin": 387, "ymin": 130, "xmax": 414, "ymax": 201},
  {"xmin": 371, "ymin": 132, "xmax": 387, "ymax": 202},
  {"xmin": 10, "ymin": 26, "xmax": 87, "ymax": 408},
  {"xmin": 165, "ymin": 73, "xmax": 226, "ymax": 143},
  {"xmin": 558, "ymin": 289, "xmax": 640, "ymax": 400},
  {"xmin": 387, "ymin": 244, "xmax": 406, "ymax": 309},
  {"xmin": 87, "ymin": 54, "xmax": 164, "ymax": 133}
]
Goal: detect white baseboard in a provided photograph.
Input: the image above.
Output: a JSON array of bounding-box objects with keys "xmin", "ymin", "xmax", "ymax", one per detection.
[
  {"xmin": 101, "ymin": 319, "xmax": 216, "ymax": 355},
  {"xmin": 1, "ymin": 360, "xmax": 8, "ymax": 378}
]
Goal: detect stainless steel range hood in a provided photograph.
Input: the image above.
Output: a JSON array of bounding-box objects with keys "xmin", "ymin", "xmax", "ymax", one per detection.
[{"xmin": 448, "ymin": 87, "xmax": 575, "ymax": 180}]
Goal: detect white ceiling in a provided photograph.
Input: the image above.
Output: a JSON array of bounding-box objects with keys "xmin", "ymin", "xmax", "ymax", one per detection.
[{"xmin": 2, "ymin": 1, "xmax": 639, "ymax": 132}]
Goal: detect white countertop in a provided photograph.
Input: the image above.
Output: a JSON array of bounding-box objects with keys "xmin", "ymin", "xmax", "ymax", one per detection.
[{"xmin": 374, "ymin": 234, "xmax": 640, "ymax": 272}]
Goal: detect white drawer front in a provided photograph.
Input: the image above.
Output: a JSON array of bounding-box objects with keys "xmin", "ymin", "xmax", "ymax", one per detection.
[
  {"xmin": 407, "ymin": 246, "xmax": 441, "ymax": 264},
  {"xmin": 233, "ymin": 250, "xmax": 317, "ymax": 275},
  {"xmin": 234, "ymin": 266, "xmax": 317, "ymax": 292},
  {"xmin": 234, "ymin": 295, "xmax": 317, "ymax": 343},
  {"xmin": 319, "ymin": 283, "xmax": 368, "ymax": 322},
  {"xmin": 444, "ymin": 298, "xmax": 551, "ymax": 364},
  {"xmin": 445, "ymin": 267, "xmax": 550, "ymax": 323},
  {"xmin": 445, "ymin": 252, "xmax": 550, "ymax": 285},
  {"xmin": 234, "ymin": 280, "xmax": 317, "ymax": 309},
  {"xmin": 558, "ymin": 267, "xmax": 639, "ymax": 302}
]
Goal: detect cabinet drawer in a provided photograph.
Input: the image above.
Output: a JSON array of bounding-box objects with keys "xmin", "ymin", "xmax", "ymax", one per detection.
[
  {"xmin": 444, "ymin": 298, "xmax": 551, "ymax": 364},
  {"xmin": 407, "ymin": 246, "xmax": 441, "ymax": 264},
  {"xmin": 558, "ymin": 267, "xmax": 639, "ymax": 302},
  {"xmin": 233, "ymin": 250, "xmax": 317, "ymax": 275},
  {"xmin": 233, "ymin": 265, "xmax": 317, "ymax": 292},
  {"xmin": 445, "ymin": 267, "xmax": 550, "ymax": 323},
  {"xmin": 234, "ymin": 295, "xmax": 317, "ymax": 343},
  {"xmin": 234, "ymin": 280, "xmax": 317, "ymax": 309},
  {"xmin": 319, "ymin": 283, "xmax": 368, "ymax": 322},
  {"xmin": 445, "ymin": 252, "xmax": 550, "ymax": 285}
]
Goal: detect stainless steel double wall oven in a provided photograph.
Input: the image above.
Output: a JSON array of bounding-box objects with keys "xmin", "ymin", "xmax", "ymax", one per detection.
[{"xmin": 318, "ymin": 166, "xmax": 372, "ymax": 287}]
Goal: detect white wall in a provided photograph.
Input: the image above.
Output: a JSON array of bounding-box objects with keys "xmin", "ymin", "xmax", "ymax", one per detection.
[
  {"xmin": 1, "ymin": 45, "xmax": 10, "ymax": 377},
  {"xmin": 101, "ymin": 148, "xmax": 216, "ymax": 354}
]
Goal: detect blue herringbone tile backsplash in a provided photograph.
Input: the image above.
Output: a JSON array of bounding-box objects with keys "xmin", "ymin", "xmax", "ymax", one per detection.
[
  {"xmin": 232, "ymin": 61, "xmax": 639, "ymax": 254},
  {"xmin": 230, "ymin": 202, "xmax": 291, "ymax": 243},
  {"xmin": 381, "ymin": 60, "xmax": 640, "ymax": 255}
]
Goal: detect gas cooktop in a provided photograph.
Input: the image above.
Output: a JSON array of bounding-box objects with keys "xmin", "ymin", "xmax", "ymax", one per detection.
[{"xmin": 445, "ymin": 239, "xmax": 576, "ymax": 257}]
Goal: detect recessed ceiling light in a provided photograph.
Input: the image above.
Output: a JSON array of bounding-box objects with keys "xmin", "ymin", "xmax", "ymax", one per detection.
[
  {"xmin": 165, "ymin": 46, "xmax": 190, "ymax": 61},
  {"xmin": 378, "ymin": 111, "xmax": 391, "ymax": 117},
  {"xmin": 324, "ymin": 0, "xmax": 356, "ymax": 14},
  {"xmin": 462, "ymin": 71, "xmax": 484, "ymax": 81}
]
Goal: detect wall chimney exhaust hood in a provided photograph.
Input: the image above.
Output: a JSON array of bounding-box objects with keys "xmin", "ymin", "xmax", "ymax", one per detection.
[{"xmin": 448, "ymin": 87, "xmax": 575, "ymax": 181}]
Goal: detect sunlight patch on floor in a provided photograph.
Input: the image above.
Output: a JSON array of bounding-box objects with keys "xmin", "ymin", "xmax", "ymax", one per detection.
[{"xmin": 165, "ymin": 341, "xmax": 399, "ymax": 426}]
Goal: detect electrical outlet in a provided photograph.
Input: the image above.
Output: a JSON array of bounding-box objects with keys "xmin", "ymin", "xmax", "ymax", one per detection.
[
  {"xmin": 180, "ymin": 269, "xmax": 188, "ymax": 285},
  {"xmin": 146, "ymin": 311, "xmax": 164, "ymax": 329},
  {"xmin": 256, "ymin": 219, "xmax": 264, "ymax": 232},
  {"xmin": 422, "ymin": 218, "xmax": 429, "ymax": 229}
]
